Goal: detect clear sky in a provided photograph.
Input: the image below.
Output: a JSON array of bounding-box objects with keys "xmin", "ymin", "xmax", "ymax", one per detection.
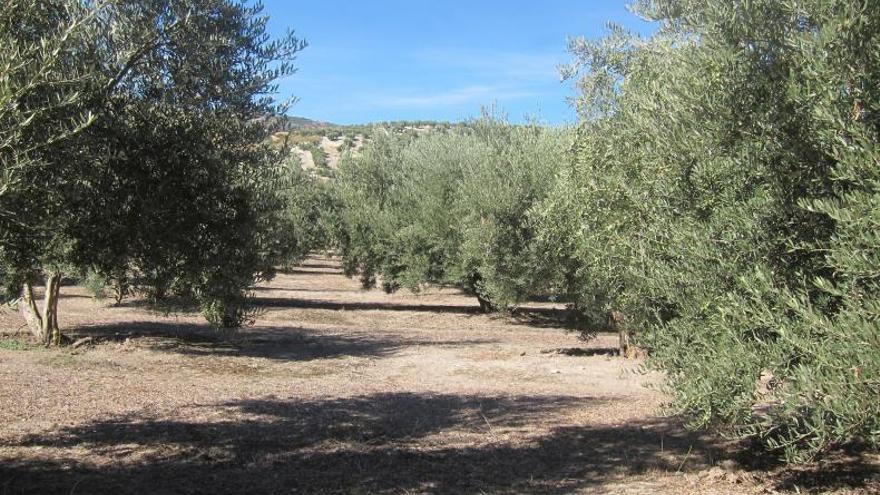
[{"xmin": 261, "ymin": 1, "xmax": 655, "ymax": 125}]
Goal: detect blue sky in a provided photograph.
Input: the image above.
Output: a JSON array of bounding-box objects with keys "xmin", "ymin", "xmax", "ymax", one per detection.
[{"xmin": 261, "ymin": 1, "xmax": 654, "ymax": 125}]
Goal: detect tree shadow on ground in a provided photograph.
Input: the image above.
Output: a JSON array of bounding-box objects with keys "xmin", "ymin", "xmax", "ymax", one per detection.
[
  {"xmin": 252, "ymin": 297, "xmax": 487, "ymax": 315},
  {"xmin": 733, "ymin": 440, "xmax": 880, "ymax": 493},
  {"xmin": 253, "ymin": 296, "xmax": 575, "ymax": 323},
  {"xmin": 251, "ymin": 286, "xmax": 366, "ymax": 293},
  {"xmin": 58, "ymin": 293, "xmax": 92, "ymax": 300},
  {"xmin": 540, "ymin": 347, "xmax": 620, "ymax": 357},
  {"xmin": 277, "ymin": 267, "xmax": 342, "ymax": 276},
  {"xmin": 507, "ymin": 308, "xmax": 573, "ymax": 329},
  {"xmin": 67, "ymin": 322, "xmax": 496, "ymax": 362},
  {"xmin": 769, "ymin": 456, "xmax": 880, "ymax": 494},
  {"xmin": 284, "ymin": 261, "xmax": 341, "ymax": 271},
  {"xmin": 2, "ymin": 392, "xmax": 720, "ymax": 495}
]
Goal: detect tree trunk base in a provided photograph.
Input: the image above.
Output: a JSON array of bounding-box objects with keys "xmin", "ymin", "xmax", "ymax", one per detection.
[
  {"xmin": 477, "ymin": 295, "xmax": 495, "ymax": 313},
  {"xmin": 609, "ymin": 310, "xmax": 636, "ymax": 359},
  {"xmin": 20, "ymin": 273, "xmax": 64, "ymax": 346},
  {"xmin": 619, "ymin": 326, "xmax": 631, "ymax": 358}
]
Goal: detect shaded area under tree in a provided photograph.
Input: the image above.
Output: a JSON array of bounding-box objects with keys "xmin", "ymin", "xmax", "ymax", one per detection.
[{"xmin": 3, "ymin": 393, "xmax": 720, "ymax": 495}]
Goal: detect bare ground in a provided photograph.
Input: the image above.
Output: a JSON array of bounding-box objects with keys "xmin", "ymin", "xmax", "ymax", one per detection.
[
  {"xmin": 320, "ymin": 136, "xmax": 345, "ymax": 169},
  {"xmin": 0, "ymin": 257, "xmax": 876, "ymax": 494}
]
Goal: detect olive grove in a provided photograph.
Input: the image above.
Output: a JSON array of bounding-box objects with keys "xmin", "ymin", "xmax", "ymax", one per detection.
[
  {"xmin": 4, "ymin": 0, "xmax": 877, "ymax": 465},
  {"xmin": 329, "ymin": 0, "xmax": 879, "ymax": 462}
]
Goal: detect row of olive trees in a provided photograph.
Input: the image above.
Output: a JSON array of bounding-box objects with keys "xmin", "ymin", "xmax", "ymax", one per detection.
[
  {"xmin": 539, "ymin": 0, "xmax": 878, "ymax": 462},
  {"xmin": 329, "ymin": 0, "xmax": 878, "ymax": 463},
  {"xmin": 275, "ymin": 155, "xmax": 342, "ymax": 267},
  {"xmin": 334, "ymin": 114, "xmax": 571, "ymax": 311},
  {"xmin": 1, "ymin": 0, "xmax": 305, "ymax": 344}
]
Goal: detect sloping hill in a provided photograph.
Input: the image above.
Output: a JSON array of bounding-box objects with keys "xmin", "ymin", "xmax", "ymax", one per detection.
[{"xmin": 280, "ymin": 115, "xmax": 335, "ymax": 130}]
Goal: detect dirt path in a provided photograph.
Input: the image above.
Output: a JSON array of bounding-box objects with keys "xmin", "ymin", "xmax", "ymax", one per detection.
[{"xmin": 0, "ymin": 257, "xmax": 872, "ymax": 494}]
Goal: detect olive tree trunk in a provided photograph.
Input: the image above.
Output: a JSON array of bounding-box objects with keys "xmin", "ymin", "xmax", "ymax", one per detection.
[
  {"xmin": 19, "ymin": 273, "xmax": 63, "ymax": 345},
  {"xmin": 476, "ymin": 294, "xmax": 495, "ymax": 313},
  {"xmin": 609, "ymin": 310, "xmax": 633, "ymax": 358},
  {"xmin": 619, "ymin": 325, "xmax": 631, "ymax": 358}
]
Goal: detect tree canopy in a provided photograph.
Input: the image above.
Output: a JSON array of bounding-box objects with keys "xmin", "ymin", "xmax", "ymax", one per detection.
[
  {"xmin": 540, "ymin": 0, "xmax": 879, "ymax": 461},
  {"xmin": 0, "ymin": 0, "xmax": 305, "ymax": 343}
]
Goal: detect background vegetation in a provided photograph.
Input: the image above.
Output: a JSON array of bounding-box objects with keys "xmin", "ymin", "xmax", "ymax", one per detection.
[{"xmin": 333, "ymin": 113, "xmax": 571, "ymax": 310}]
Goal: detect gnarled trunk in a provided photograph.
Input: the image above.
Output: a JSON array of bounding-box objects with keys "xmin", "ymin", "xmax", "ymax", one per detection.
[
  {"xmin": 619, "ymin": 325, "xmax": 631, "ymax": 358},
  {"xmin": 112, "ymin": 276, "xmax": 128, "ymax": 306},
  {"xmin": 19, "ymin": 282, "xmax": 43, "ymax": 338},
  {"xmin": 19, "ymin": 273, "xmax": 63, "ymax": 345},
  {"xmin": 476, "ymin": 294, "xmax": 495, "ymax": 313},
  {"xmin": 609, "ymin": 310, "xmax": 632, "ymax": 358}
]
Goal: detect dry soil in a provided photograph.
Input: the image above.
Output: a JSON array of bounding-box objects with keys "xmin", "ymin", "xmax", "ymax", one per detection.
[{"xmin": 0, "ymin": 257, "xmax": 876, "ymax": 494}]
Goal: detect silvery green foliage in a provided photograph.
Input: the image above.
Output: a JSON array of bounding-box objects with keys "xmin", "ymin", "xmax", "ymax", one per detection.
[
  {"xmin": 335, "ymin": 114, "xmax": 570, "ymax": 308},
  {"xmin": 276, "ymin": 155, "xmax": 341, "ymax": 266},
  {"xmin": 0, "ymin": 0, "xmax": 306, "ymax": 329},
  {"xmin": 335, "ymin": 125, "xmax": 484, "ymax": 292},
  {"xmin": 455, "ymin": 115, "xmax": 571, "ymax": 308},
  {"xmin": 0, "ymin": 1, "xmax": 104, "ymax": 298},
  {"xmin": 0, "ymin": 1, "xmax": 98, "ymax": 189},
  {"xmin": 542, "ymin": 0, "xmax": 878, "ymax": 461}
]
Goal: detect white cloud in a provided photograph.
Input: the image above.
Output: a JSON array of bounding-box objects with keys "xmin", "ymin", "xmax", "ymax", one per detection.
[
  {"xmin": 372, "ymin": 84, "xmax": 543, "ymax": 108},
  {"xmin": 278, "ymin": 46, "xmax": 571, "ymax": 119}
]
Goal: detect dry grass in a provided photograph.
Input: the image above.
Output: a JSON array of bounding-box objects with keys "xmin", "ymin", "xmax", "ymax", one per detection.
[{"xmin": 0, "ymin": 256, "xmax": 876, "ymax": 494}]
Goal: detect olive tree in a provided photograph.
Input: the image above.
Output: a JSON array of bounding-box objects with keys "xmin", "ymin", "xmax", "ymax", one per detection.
[
  {"xmin": 454, "ymin": 116, "xmax": 571, "ymax": 310},
  {"xmin": 335, "ymin": 115, "xmax": 569, "ymax": 311},
  {"xmin": 539, "ymin": 0, "xmax": 879, "ymax": 460},
  {"xmin": 276, "ymin": 160, "xmax": 343, "ymax": 266},
  {"xmin": 335, "ymin": 128, "xmax": 472, "ymax": 293},
  {"xmin": 1, "ymin": 0, "xmax": 305, "ymax": 343},
  {"xmin": 0, "ymin": 0, "xmax": 125, "ymax": 341}
]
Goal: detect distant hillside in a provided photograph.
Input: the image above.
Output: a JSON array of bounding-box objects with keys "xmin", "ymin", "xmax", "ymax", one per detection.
[
  {"xmin": 269, "ymin": 120, "xmax": 463, "ymax": 180},
  {"xmin": 281, "ymin": 115, "xmax": 335, "ymax": 129},
  {"xmin": 261, "ymin": 115, "xmax": 335, "ymax": 131}
]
